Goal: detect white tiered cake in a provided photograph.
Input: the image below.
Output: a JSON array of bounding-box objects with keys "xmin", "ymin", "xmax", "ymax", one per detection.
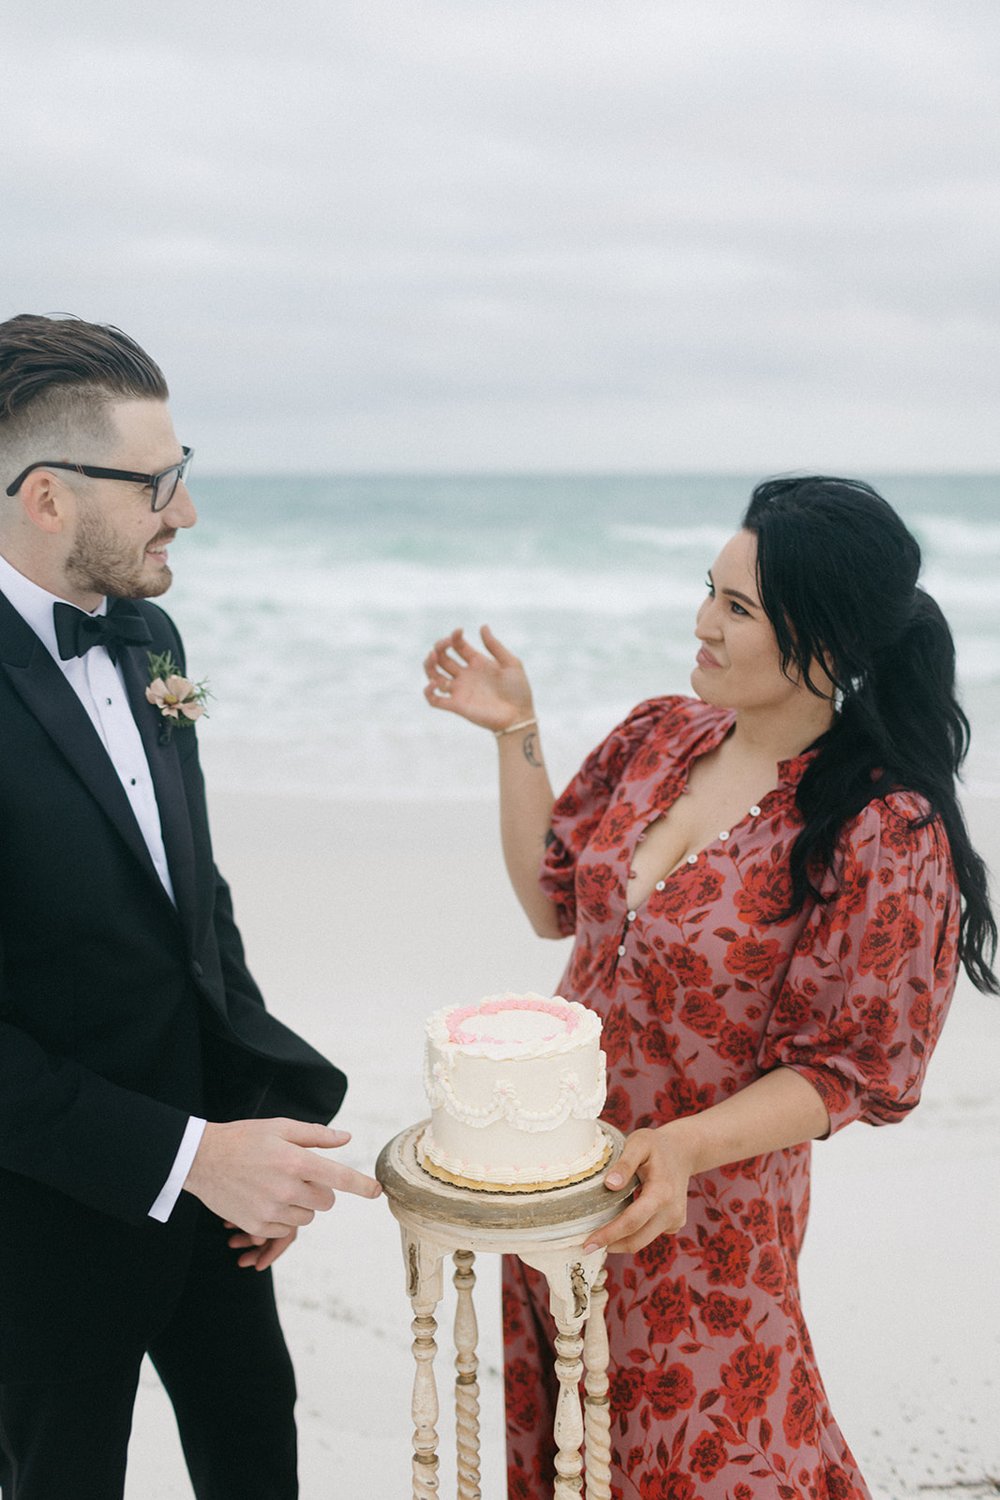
[{"xmin": 419, "ymin": 992, "xmax": 610, "ymax": 1192}]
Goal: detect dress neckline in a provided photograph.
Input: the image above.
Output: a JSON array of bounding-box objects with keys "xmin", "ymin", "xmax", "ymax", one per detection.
[
  {"xmin": 674, "ymin": 706, "xmax": 820, "ymax": 792},
  {"xmin": 623, "ymin": 712, "xmax": 820, "ymax": 913}
]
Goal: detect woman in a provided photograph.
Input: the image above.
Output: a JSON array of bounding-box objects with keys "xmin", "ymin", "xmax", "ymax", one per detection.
[{"xmin": 423, "ymin": 476, "xmax": 997, "ymax": 1500}]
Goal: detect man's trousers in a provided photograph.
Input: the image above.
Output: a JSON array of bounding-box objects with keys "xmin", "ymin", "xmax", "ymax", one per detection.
[{"xmin": 0, "ymin": 1204, "xmax": 298, "ymax": 1500}]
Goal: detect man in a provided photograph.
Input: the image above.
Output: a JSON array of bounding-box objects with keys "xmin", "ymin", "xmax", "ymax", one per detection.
[{"xmin": 0, "ymin": 313, "xmax": 381, "ymax": 1499}]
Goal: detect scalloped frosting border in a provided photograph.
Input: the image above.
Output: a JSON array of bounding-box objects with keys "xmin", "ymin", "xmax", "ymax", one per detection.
[{"xmin": 424, "ymin": 1055, "xmax": 607, "ymax": 1130}]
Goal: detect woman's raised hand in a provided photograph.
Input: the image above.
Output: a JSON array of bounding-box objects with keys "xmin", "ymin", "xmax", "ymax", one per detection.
[{"xmin": 423, "ymin": 625, "xmax": 533, "ymax": 732}]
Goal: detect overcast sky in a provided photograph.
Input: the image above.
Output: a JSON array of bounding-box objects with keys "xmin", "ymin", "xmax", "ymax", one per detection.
[{"xmin": 2, "ymin": 0, "xmax": 998, "ymax": 472}]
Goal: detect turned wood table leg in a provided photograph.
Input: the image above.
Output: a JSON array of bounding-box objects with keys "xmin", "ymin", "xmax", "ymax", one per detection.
[
  {"xmin": 452, "ymin": 1249, "xmax": 481, "ymax": 1500},
  {"xmin": 552, "ymin": 1319, "xmax": 586, "ymax": 1498},
  {"xmin": 582, "ymin": 1264, "xmax": 611, "ymax": 1500},
  {"xmin": 520, "ymin": 1248, "xmax": 604, "ymax": 1500},
  {"xmin": 403, "ymin": 1230, "xmax": 445, "ymax": 1499}
]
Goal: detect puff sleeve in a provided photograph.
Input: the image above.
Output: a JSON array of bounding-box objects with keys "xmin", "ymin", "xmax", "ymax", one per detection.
[
  {"xmin": 758, "ymin": 792, "xmax": 961, "ymax": 1135},
  {"xmin": 538, "ymin": 696, "xmax": 686, "ymax": 936}
]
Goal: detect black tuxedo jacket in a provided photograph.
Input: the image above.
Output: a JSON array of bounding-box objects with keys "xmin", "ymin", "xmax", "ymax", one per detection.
[{"xmin": 0, "ymin": 589, "xmax": 347, "ymax": 1380}]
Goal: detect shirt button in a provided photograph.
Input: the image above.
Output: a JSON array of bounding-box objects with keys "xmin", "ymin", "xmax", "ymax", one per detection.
[
  {"xmin": 626, "ymin": 910, "xmax": 637, "ymax": 922},
  {"xmin": 191, "ymin": 961, "xmax": 204, "ymax": 979},
  {"xmin": 130, "ymin": 778, "xmax": 136, "ymax": 786},
  {"xmin": 617, "ymin": 945, "xmax": 626, "ymax": 957},
  {"xmin": 106, "ymin": 697, "xmax": 113, "ymax": 706},
  {"xmin": 686, "ymin": 854, "xmax": 698, "ymax": 864},
  {"xmin": 655, "ymin": 880, "xmax": 666, "ymax": 891},
  {"xmin": 750, "ymin": 805, "xmax": 762, "ymax": 817},
  {"xmin": 719, "ymin": 830, "xmax": 730, "ymax": 841}
]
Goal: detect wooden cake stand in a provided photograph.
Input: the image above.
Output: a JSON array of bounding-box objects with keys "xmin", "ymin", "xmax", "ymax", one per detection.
[{"xmin": 375, "ymin": 1120, "xmax": 634, "ymax": 1500}]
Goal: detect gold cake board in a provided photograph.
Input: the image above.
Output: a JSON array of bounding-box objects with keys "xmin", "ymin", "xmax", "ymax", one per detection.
[{"xmin": 417, "ymin": 1131, "xmax": 613, "ymax": 1194}]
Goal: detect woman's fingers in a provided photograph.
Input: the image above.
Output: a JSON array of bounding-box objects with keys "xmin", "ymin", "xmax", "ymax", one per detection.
[
  {"xmin": 602, "ymin": 1129, "xmax": 655, "ymax": 1189},
  {"xmin": 583, "ymin": 1192, "xmax": 659, "ymax": 1253},
  {"xmin": 424, "ymin": 645, "xmax": 460, "ymax": 681},
  {"xmin": 447, "ymin": 628, "xmax": 475, "ymax": 663},
  {"xmin": 591, "ymin": 1191, "xmax": 683, "ymax": 1254},
  {"xmin": 424, "ymin": 630, "xmax": 483, "ymax": 683},
  {"xmin": 425, "ymin": 626, "xmax": 509, "ymax": 685},
  {"xmin": 581, "ymin": 1127, "xmax": 689, "ymax": 1254},
  {"xmin": 480, "ymin": 623, "xmax": 516, "ymax": 665}
]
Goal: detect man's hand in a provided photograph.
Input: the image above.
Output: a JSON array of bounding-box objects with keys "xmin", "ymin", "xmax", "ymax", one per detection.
[
  {"xmin": 183, "ymin": 1117, "xmax": 381, "ymax": 1239},
  {"xmin": 223, "ymin": 1222, "xmax": 298, "ymax": 1273}
]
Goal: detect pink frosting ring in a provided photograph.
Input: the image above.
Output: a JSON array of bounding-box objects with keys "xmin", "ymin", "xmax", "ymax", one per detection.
[{"xmin": 447, "ymin": 996, "xmax": 577, "ymax": 1045}]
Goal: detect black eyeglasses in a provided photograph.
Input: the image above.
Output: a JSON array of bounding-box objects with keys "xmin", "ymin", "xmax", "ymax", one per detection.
[{"xmin": 5, "ymin": 446, "xmax": 194, "ymax": 513}]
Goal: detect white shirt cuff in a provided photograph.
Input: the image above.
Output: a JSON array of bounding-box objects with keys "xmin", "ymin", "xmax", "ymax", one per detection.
[{"xmin": 148, "ymin": 1116, "xmax": 207, "ymax": 1223}]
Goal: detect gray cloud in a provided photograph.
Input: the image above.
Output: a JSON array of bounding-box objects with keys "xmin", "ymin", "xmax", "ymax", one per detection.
[{"xmin": 2, "ymin": 0, "xmax": 999, "ymax": 469}]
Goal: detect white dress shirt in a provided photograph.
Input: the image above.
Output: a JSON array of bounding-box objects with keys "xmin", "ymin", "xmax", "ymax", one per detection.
[{"xmin": 0, "ymin": 552, "xmax": 205, "ymax": 1221}]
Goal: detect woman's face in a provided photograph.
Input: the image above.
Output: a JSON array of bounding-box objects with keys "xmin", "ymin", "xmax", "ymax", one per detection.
[{"xmin": 691, "ymin": 528, "xmax": 826, "ymax": 714}]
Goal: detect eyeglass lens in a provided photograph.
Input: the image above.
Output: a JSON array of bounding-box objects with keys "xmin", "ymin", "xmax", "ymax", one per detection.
[{"xmin": 152, "ymin": 454, "xmax": 190, "ymax": 512}]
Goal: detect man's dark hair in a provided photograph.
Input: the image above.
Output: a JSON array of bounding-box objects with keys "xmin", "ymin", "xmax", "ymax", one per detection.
[
  {"xmin": 0, "ymin": 314, "xmax": 168, "ymax": 422},
  {"xmin": 0, "ymin": 315, "xmax": 169, "ymax": 482}
]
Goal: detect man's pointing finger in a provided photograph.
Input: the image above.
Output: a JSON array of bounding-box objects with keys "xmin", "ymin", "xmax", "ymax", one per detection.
[{"xmin": 300, "ymin": 1155, "xmax": 382, "ymax": 1199}]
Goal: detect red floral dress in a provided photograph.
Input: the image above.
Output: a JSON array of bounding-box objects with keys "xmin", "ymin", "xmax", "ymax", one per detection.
[{"xmin": 503, "ymin": 696, "xmax": 960, "ymax": 1500}]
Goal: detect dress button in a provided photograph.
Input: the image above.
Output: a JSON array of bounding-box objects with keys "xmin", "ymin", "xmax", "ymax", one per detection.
[
  {"xmin": 686, "ymin": 854, "xmax": 698, "ymax": 864},
  {"xmin": 719, "ymin": 830, "xmax": 730, "ymax": 841},
  {"xmin": 627, "ymin": 910, "xmax": 637, "ymax": 922},
  {"xmin": 655, "ymin": 880, "xmax": 666, "ymax": 891},
  {"xmin": 750, "ymin": 805, "xmax": 762, "ymax": 817},
  {"xmin": 617, "ymin": 945, "xmax": 626, "ymax": 957}
]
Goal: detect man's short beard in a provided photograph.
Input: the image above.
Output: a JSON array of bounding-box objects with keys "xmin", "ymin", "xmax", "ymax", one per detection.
[{"xmin": 65, "ymin": 501, "xmax": 172, "ymax": 600}]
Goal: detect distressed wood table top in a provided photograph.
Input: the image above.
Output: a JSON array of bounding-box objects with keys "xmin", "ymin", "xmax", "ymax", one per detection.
[{"xmin": 376, "ymin": 1120, "xmax": 635, "ymax": 1239}]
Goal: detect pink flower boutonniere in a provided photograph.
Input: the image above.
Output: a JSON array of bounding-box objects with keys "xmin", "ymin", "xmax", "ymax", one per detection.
[{"xmin": 146, "ymin": 650, "xmax": 209, "ymax": 743}]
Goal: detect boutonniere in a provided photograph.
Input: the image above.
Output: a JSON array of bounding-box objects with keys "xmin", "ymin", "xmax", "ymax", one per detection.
[{"xmin": 145, "ymin": 650, "xmax": 210, "ymax": 744}]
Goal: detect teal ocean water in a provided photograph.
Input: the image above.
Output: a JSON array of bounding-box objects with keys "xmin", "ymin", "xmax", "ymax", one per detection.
[{"xmin": 167, "ymin": 474, "xmax": 1000, "ymax": 802}]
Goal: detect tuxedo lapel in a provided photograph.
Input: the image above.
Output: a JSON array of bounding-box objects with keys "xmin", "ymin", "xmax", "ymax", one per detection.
[
  {"xmin": 118, "ymin": 643, "xmax": 200, "ymax": 943},
  {"xmin": 0, "ymin": 592, "xmax": 173, "ymax": 907}
]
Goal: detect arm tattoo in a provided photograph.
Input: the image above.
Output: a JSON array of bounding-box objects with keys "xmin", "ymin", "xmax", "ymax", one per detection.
[{"xmin": 522, "ymin": 731, "xmax": 543, "ymax": 768}]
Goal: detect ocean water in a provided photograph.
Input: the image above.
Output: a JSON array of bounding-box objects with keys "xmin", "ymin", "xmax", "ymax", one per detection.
[{"xmin": 166, "ymin": 474, "xmax": 1000, "ymax": 803}]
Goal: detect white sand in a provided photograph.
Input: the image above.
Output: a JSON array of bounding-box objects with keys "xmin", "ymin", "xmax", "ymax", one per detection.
[{"xmin": 124, "ymin": 793, "xmax": 1000, "ymax": 1499}]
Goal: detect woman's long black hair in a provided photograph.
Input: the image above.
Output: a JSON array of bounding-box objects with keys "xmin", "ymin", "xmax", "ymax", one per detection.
[{"xmin": 743, "ymin": 475, "xmax": 998, "ymax": 995}]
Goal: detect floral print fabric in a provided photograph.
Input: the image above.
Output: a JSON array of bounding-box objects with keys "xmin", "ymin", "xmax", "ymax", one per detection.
[{"xmin": 504, "ymin": 696, "xmax": 959, "ymax": 1500}]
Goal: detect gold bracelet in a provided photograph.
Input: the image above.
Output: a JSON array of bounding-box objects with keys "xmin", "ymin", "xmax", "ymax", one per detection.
[{"xmin": 494, "ymin": 717, "xmax": 537, "ymax": 740}]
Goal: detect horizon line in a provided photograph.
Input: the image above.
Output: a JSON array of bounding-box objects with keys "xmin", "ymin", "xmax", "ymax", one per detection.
[{"xmin": 189, "ymin": 466, "xmax": 1000, "ymax": 481}]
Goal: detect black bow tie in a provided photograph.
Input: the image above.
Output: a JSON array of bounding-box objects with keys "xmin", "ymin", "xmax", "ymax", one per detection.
[{"xmin": 53, "ymin": 599, "xmax": 153, "ymax": 665}]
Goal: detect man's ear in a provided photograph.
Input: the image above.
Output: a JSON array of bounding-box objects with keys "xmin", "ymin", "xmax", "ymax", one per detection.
[{"xmin": 16, "ymin": 469, "xmax": 74, "ymax": 536}]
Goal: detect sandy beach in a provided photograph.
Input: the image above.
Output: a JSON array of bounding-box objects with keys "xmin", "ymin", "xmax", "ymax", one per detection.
[{"xmin": 124, "ymin": 790, "xmax": 1000, "ymax": 1500}]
